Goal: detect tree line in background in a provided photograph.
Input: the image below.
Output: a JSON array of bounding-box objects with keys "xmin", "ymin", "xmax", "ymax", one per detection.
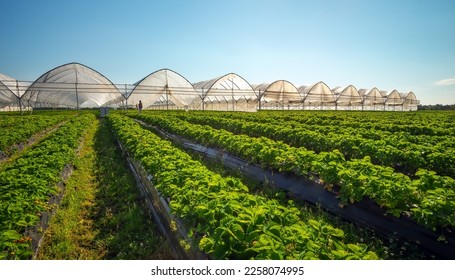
[{"xmin": 418, "ymin": 104, "xmax": 455, "ymax": 110}]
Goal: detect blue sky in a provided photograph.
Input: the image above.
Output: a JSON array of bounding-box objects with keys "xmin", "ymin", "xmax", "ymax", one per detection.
[{"xmin": 1, "ymin": 0, "xmax": 454, "ymax": 105}]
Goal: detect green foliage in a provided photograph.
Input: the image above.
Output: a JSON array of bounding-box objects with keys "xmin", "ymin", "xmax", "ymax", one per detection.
[
  {"xmin": 0, "ymin": 113, "xmax": 95, "ymax": 259},
  {"xmin": 107, "ymin": 113, "xmax": 379, "ymax": 260},
  {"xmin": 171, "ymin": 110, "xmax": 455, "ymax": 177},
  {"xmin": 131, "ymin": 110, "xmax": 455, "ymax": 230},
  {"xmin": 0, "ymin": 113, "xmax": 72, "ymax": 156}
]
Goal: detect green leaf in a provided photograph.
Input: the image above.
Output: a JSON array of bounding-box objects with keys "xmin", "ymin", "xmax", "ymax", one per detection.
[{"xmin": 2, "ymin": 230, "xmax": 21, "ymax": 241}]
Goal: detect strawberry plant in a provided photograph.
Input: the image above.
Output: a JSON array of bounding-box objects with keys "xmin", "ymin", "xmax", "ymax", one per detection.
[
  {"xmin": 108, "ymin": 113, "xmax": 379, "ymax": 260},
  {"xmin": 0, "ymin": 113, "xmax": 95, "ymax": 259},
  {"xmin": 130, "ymin": 111, "xmax": 455, "ymax": 231}
]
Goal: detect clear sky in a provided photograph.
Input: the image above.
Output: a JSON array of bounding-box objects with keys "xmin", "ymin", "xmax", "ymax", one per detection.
[{"xmin": 1, "ymin": 0, "xmax": 454, "ymax": 105}]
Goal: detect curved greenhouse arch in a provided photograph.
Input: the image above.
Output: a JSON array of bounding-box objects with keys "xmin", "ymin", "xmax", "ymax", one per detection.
[
  {"xmin": 299, "ymin": 81, "xmax": 335, "ymax": 109},
  {"xmin": 402, "ymin": 91, "xmax": 419, "ymax": 111},
  {"xmin": 193, "ymin": 73, "xmax": 257, "ymax": 111},
  {"xmin": 333, "ymin": 85, "xmax": 362, "ymax": 109},
  {"xmin": 255, "ymin": 80, "xmax": 302, "ymax": 110},
  {"xmin": 385, "ymin": 89, "xmax": 403, "ymax": 111},
  {"xmin": 360, "ymin": 87, "xmax": 386, "ymax": 110},
  {"xmin": 0, "ymin": 73, "xmax": 22, "ymax": 109},
  {"xmin": 22, "ymin": 62, "xmax": 123, "ymax": 109},
  {"xmin": 129, "ymin": 68, "xmax": 199, "ymax": 110}
]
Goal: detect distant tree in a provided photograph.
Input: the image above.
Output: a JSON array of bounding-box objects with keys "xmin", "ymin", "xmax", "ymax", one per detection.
[{"xmin": 418, "ymin": 104, "xmax": 455, "ymax": 110}]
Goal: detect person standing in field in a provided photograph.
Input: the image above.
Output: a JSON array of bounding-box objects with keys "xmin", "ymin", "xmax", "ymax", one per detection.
[{"xmin": 138, "ymin": 100, "xmax": 143, "ymax": 113}]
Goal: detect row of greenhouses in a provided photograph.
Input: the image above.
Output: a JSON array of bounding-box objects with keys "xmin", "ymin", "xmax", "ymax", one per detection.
[{"xmin": 1, "ymin": 62, "xmax": 419, "ymax": 112}]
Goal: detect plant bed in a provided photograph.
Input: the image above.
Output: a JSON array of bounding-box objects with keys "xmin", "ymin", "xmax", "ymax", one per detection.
[
  {"xmin": 130, "ymin": 112, "xmax": 454, "ymax": 233},
  {"xmin": 115, "ymin": 137, "xmax": 206, "ymax": 260},
  {"xmin": 108, "ymin": 113, "xmax": 380, "ymax": 260},
  {"xmin": 0, "ymin": 113, "xmax": 95, "ymax": 259},
  {"xmin": 134, "ymin": 117, "xmax": 455, "ymax": 259},
  {"xmin": 36, "ymin": 118, "xmax": 171, "ymax": 260}
]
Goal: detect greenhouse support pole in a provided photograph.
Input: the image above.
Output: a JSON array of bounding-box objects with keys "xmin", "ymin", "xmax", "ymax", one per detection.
[
  {"xmin": 124, "ymin": 84, "xmax": 128, "ymax": 111},
  {"xmin": 165, "ymin": 72, "xmax": 170, "ymax": 110},
  {"xmin": 75, "ymin": 68, "xmax": 79, "ymax": 110},
  {"xmin": 258, "ymin": 90, "xmax": 262, "ymax": 110},
  {"xmin": 202, "ymin": 87, "xmax": 205, "ymax": 111},
  {"xmin": 165, "ymin": 84, "xmax": 169, "ymax": 111},
  {"xmin": 75, "ymin": 82, "xmax": 79, "ymax": 110},
  {"xmin": 231, "ymin": 80, "xmax": 235, "ymax": 111},
  {"xmin": 16, "ymin": 80, "xmax": 23, "ymax": 114}
]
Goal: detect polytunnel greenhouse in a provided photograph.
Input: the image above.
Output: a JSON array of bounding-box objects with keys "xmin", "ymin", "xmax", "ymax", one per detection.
[
  {"xmin": 0, "ymin": 73, "xmax": 26, "ymax": 110},
  {"xmin": 0, "ymin": 62, "xmax": 421, "ymax": 112},
  {"xmin": 128, "ymin": 69, "xmax": 199, "ymax": 110},
  {"xmin": 21, "ymin": 63, "xmax": 124, "ymax": 109},
  {"xmin": 401, "ymin": 91, "xmax": 419, "ymax": 111},
  {"xmin": 359, "ymin": 88, "xmax": 386, "ymax": 110},
  {"xmin": 332, "ymin": 85, "xmax": 363, "ymax": 110},
  {"xmin": 385, "ymin": 89, "xmax": 403, "ymax": 111},
  {"xmin": 254, "ymin": 80, "xmax": 302, "ymax": 110},
  {"xmin": 192, "ymin": 73, "xmax": 257, "ymax": 112},
  {"xmin": 299, "ymin": 82, "xmax": 336, "ymax": 110}
]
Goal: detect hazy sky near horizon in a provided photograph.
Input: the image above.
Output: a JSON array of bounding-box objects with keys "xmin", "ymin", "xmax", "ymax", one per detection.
[{"xmin": 1, "ymin": 0, "xmax": 454, "ymax": 105}]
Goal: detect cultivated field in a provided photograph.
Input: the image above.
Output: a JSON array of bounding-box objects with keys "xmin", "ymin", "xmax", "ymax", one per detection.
[{"xmin": 1, "ymin": 109, "xmax": 454, "ymax": 259}]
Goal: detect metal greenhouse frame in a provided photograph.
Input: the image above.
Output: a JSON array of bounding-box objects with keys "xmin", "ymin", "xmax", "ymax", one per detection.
[
  {"xmin": 1, "ymin": 62, "xmax": 421, "ymax": 112},
  {"xmin": 254, "ymin": 80, "xmax": 302, "ymax": 110},
  {"xmin": 192, "ymin": 73, "xmax": 257, "ymax": 112},
  {"xmin": 299, "ymin": 82, "xmax": 336, "ymax": 110},
  {"xmin": 21, "ymin": 62, "xmax": 124, "ymax": 109},
  {"xmin": 128, "ymin": 69, "xmax": 199, "ymax": 110}
]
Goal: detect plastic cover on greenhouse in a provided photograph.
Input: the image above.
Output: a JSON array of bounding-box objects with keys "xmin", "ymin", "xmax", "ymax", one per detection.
[
  {"xmin": 255, "ymin": 80, "xmax": 302, "ymax": 109},
  {"xmin": 128, "ymin": 69, "xmax": 199, "ymax": 110},
  {"xmin": 192, "ymin": 73, "xmax": 257, "ymax": 111},
  {"xmin": 299, "ymin": 82, "xmax": 336, "ymax": 108},
  {"xmin": 385, "ymin": 89, "xmax": 403, "ymax": 106},
  {"xmin": 401, "ymin": 91, "xmax": 419, "ymax": 111},
  {"xmin": 21, "ymin": 63, "xmax": 123, "ymax": 109},
  {"xmin": 360, "ymin": 88, "xmax": 386, "ymax": 109},
  {"xmin": 333, "ymin": 85, "xmax": 362, "ymax": 107},
  {"xmin": 0, "ymin": 73, "xmax": 23, "ymax": 108}
]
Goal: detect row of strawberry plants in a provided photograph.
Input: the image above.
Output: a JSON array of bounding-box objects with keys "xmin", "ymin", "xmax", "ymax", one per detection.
[
  {"xmin": 171, "ymin": 112, "xmax": 455, "ymax": 178},
  {"xmin": 0, "ymin": 112, "xmax": 96, "ymax": 259},
  {"xmin": 245, "ymin": 111, "xmax": 455, "ymax": 136},
  {"xmin": 212, "ymin": 111, "xmax": 455, "ymax": 149},
  {"xmin": 0, "ymin": 114, "xmax": 70, "ymax": 155},
  {"xmin": 169, "ymin": 110, "xmax": 455, "ymax": 154},
  {"xmin": 108, "ymin": 113, "xmax": 379, "ymax": 259},
  {"xmin": 130, "ymin": 112, "xmax": 455, "ymax": 231}
]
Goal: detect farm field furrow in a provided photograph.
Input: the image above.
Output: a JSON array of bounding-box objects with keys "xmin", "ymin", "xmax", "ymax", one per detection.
[
  {"xmin": 108, "ymin": 113, "xmax": 380, "ymax": 260},
  {"xmin": 0, "ymin": 113, "xmax": 95, "ymax": 259},
  {"xmin": 129, "ymin": 111, "xmax": 455, "ymax": 232},
  {"xmin": 1, "ymin": 109, "xmax": 453, "ymax": 260},
  {"xmin": 0, "ymin": 113, "xmax": 71, "ymax": 159},
  {"xmin": 173, "ymin": 112, "xmax": 455, "ymax": 177},
  {"xmin": 224, "ymin": 111, "xmax": 455, "ymax": 136},
  {"xmin": 36, "ymin": 118, "xmax": 172, "ymax": 260}
]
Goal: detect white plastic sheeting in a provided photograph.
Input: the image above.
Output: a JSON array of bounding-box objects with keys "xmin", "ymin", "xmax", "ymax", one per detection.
[
  {"xmin": 360, "ymin": 88, "xmax": 386, "ymax": 110},
  {"xmin": 193, "ymin": 73, "xmax": 257, "ymax": 111},
  {"xmin": 2, "ymin": 62, "xmax": 421, "ymax": 111},
  {"xmin": 0, "ymin": 73, "xmax": 29, "ymax": 109},
  {"xmin": 385, "ymin": 89, "xmax": 403, "ymax": 111},
  {"xmin": 333, "ymin": 85, "xmax": 362, "ymax": 109},
  {"xmin": 255, "ymin": 80, "xmax": 302, "ymax": 110},
  {"xmin": 129, "ymin": 69, "xmax": 199, "ymax": 110},
  {"xmin": 401, "ymin": 91, "xmax": 419, "ymax": 111},
  {"xmin": 22, "ymin": 63, "xmax": 123, "ymax": 109},
  {"xmin": 299, "ymin": 82, "xmax": 336, "ymax": 109}
]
